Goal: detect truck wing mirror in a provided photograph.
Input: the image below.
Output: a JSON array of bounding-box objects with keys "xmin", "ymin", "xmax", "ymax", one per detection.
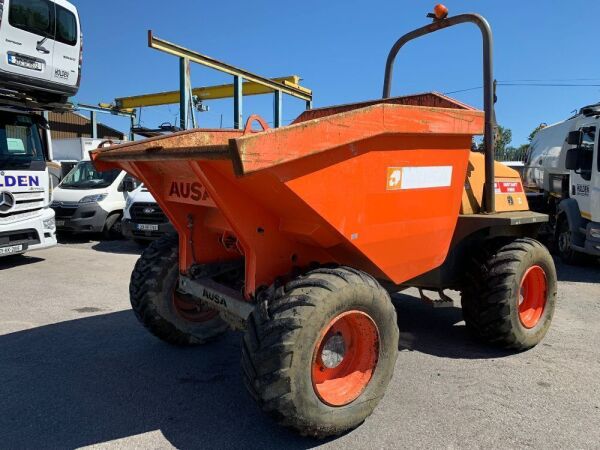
[
  {"xmin": 120, "ymin": 178, "xmax": 136, "ymax": 192},
  {"xmin": 565, "ymin": 148, "xmax": 579, "ymax": 171},
  {"xmin": 567, "ymin": 130, "xmax": 582, "ymax": 145}
]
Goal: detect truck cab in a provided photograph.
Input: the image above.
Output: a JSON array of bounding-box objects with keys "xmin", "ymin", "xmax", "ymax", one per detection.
[
  {"xmin": 0, "ymin": 0, "xmax": 82, "ymax": 104},
  {"xmin": 0, "ymin": 107, "xmax": 56, "ymax": 256},
  {"xmin": 525, "ymin": 106, "xmax": 600, "ymax": 262},
  {"xmin": 51, "ymin": 161, "xmax": 138, "ymax": 238}
]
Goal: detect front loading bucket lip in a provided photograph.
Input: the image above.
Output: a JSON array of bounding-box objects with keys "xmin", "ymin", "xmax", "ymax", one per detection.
[
  {"xmin": 90, "ymin": 128, "xmax": 241, "ymax": 167},
  {"xmin": 92, "ymin": 97, "xmax": 483, "ymax": 177}
]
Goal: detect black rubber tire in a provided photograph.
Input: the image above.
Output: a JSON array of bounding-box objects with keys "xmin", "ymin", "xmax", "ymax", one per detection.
[
  {"xmin": 461, "ymin": 237, "xmax": 557, "ymax": 350},
  {"xmin": 129, "ymin": 233, "xmax": 229, "ymax": 345},
  {"xmin": 241, "ymin": 266, "xmax": 399, "ymax": 438},
  {"xmin": 103, "ymin": 213, "xmax": 123, "ymax": 240},
  {"xmin": 557, "ymin": 217, "xmax": 587, "ymax": 265}
]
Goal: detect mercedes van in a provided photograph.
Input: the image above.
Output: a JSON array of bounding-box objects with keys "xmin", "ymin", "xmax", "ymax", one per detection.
[{"xmin": 0, "ymin": 0, "xmax": 82, "ymax": 104}]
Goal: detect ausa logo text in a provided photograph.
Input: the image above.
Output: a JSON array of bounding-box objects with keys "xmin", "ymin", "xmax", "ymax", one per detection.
[
  {"xmin": 167, "ymin": 180, "xmax": 213, "ymax": 205},
  {"xmin": 202, "ymin": 288, "xmax": 227, "ymax": 307}
]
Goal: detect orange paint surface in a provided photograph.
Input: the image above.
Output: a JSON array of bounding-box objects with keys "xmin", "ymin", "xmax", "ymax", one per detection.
[{"xmin": 92, "ymin": 94, "xmax": 484, "ymax": 298}]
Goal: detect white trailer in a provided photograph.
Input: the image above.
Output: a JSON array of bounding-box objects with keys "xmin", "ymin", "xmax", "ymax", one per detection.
[{"xmin": 524, "ymin": 104, "xmax": 600, "ymax": 263}]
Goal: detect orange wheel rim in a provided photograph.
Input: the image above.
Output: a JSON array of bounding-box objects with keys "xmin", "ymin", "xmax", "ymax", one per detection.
[
  {"xmin": 518, "ymin": 265, "xmax": 547, "ymax": 329},
  {"xmin": 311, "ymin": 310, "xmax": 379, "ymax": 407},
  {"xmin": 172, "ymin": 290, "xmax": 219, "ymax": 323}
]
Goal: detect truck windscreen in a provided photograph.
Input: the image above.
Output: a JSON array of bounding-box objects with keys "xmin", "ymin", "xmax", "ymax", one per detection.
[{"xmin": 0, "ymin": 112, "xmax": 45, "ymax": 170}]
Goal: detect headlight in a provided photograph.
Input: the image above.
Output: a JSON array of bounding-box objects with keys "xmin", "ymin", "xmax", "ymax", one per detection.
[
  {"xmin": 590, "ymin": 227, "xmax": 600, "ymax": 239},
  {"xmin": 79, "ymin": 194, "xmax": 108, "ymax": 204},
  {"xmin": 43, "ymin": 217, "xmax": 55, "ymax": 230}
]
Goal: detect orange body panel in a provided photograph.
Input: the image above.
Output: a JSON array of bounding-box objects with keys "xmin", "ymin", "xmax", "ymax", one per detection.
[
  {"xmin": 92, "ymin": 94, "xmax": 484, "ymax": 298},
  {"xmin": 461, "ymin": 152, "xmax": 529, "ymax": 214}
]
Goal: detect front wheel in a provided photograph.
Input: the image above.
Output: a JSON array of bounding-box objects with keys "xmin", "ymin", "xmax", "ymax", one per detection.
[
  {"xmin": 461, "ymin": 237, "xmax": 557, "ymax": 350},
  {"xmin": 129, "ymin": 233, "xmax": 229, "ymax": 345},
  {"xmin": 102, "ymin": 213, "xmax": 123, "ymax": 240},
  {"xmin": 242, "ymin": 266, "xmax": 399, "ymax": 438}
]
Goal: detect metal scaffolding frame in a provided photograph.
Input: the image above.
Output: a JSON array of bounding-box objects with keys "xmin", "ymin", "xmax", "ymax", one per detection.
[{"xmin": 144, "ymin": 31, "xmax": 313, "ymax": 130}]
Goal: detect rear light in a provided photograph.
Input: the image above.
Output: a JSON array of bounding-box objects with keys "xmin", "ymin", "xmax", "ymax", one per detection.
[{"xmin": 76, "ymin": 31, "xmax": 83, "ymax": 87}]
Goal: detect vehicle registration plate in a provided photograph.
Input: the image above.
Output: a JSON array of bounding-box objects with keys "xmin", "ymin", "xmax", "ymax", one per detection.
[
  {"xmin": 136, "ymin": 223, "xmax": 159, "ymax": 231},
  {"xmin": 56, "ymin": 220, "xmax": 65, "ymax": 227},
  {"xmin": 8, "ymin": 54, "xmax": 43, "ymax": 71},
  {"xmin": 0, "ymin": 244, "xmax": 24, "ymax": 255}
]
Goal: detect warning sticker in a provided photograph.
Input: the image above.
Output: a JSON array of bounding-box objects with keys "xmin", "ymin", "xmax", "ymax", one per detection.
[
  {"xmin": 494, "ymin": 181, "xmax": 523, "ymax": 194},
  {"xmin": 387, "ymin": 166, "xmax": 453, "ymax": 190}
]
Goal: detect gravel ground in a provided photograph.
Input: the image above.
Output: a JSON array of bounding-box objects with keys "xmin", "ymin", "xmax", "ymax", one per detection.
[{"xmin": 0, "ymin": 237, "xmax": 598, "ymax": 449}]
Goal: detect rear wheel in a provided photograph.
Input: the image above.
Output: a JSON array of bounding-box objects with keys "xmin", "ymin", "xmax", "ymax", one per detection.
[
  {"xmin": 557, "ymin": 217, "xmax": 587, "ymax": 265},
  {"xmin": 129, "ymin": 233, "xmax": 228, "ymax": 345},
  {"xmin": 461, "ymin": 237, "xmax": 557, "ymax": 350},
  {"xmin": 241, "ymin": 266, "xmax": 399, "ymax": 438}
]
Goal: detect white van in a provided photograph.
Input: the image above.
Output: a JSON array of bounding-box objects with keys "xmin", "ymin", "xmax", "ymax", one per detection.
[
  {"xmin": 0, "ymin": 0, "xmax": 81, "ymax": 104},
  {"xmin": 51, "ymin": 161, "xmax": 138, "ymax": 238},
  {"xmin": 122, "ymin": 184, "xmax": 174, "ymax": 244}
]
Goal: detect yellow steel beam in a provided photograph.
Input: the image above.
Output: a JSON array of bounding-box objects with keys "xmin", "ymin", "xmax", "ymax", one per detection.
[
  {"xmin": 115, "ymin": 76, "xmax": 311, "ymax": 109},
  {"xmin": 147, "ymin": 31, "xmax": 313, "ymax": 102}
]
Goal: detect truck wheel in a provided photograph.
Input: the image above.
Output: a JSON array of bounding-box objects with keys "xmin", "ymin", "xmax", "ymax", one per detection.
[
  {"xmin": 129, "ymin": 233, "xmax": 228, "ymax": 345},
  {"xmin": 461, "ymin": 238, "xmax": 557, "ymax": 350},
  {"xmin": 241, "ymin": 266, "xmax": 399, "ymax": 438},
  {"xmin": 557, "ymin": 217, "xmax": 587, "ymax": 265},
  {"xmin": 102, "ymin": 213, "xmax": 123, "ymax": 240}
]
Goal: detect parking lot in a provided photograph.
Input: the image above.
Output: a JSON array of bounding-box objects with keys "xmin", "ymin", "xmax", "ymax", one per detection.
[{"xmin": 0, "ymin": 239, "xmax": 599, "ymax": 449}]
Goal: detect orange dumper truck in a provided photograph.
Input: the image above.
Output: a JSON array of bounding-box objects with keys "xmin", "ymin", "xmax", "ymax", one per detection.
[{"xmin": 92, "ymin": 5, "xmax": 557, "ymax": 438}]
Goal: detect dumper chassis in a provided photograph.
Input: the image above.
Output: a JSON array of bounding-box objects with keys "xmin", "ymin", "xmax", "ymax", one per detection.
[{"xmin": 93, "ymin": 5, "xmax": 557, "ymax": 438}]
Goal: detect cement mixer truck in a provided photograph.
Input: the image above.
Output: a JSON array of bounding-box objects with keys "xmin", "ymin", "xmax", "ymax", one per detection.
[{"xmin": 524, "ymin": 103, "xmax": 600, "ymax": 264}]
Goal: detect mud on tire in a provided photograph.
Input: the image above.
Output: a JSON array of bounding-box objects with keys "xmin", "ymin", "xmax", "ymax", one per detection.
[
  {"xmin": 129, "ymin": 233, "xmax": 229, "ymax": 345},
  {"xmin": 461, "ymin": 237, "xmax": 557, "ymax": 350},
  {"xmin": 241, "ymin": 266, "xmax": 399, "ymax": 438}
]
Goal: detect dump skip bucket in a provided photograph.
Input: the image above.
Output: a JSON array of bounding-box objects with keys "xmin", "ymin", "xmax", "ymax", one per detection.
[{"xmin": 92, "ymin": 93, "xmax": 484, "ymax": 297}]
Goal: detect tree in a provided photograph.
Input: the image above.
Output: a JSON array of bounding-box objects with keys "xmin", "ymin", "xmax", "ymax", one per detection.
[
  {"xmin": 476, "ymin": 125, "xmax": 513, "ymax": 160},
  {"xmin": 528, "ymin": 123, "xmax": 547, "ymax": 143}
]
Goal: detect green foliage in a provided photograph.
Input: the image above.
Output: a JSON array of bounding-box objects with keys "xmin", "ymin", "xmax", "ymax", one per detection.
[{"xmin": 472, "ymin": 123, "xmax": 547, "ymax": 161}]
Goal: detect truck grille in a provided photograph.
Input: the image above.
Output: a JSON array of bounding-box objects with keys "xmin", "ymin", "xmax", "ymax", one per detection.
[
  {"xmin": 51, "ymin": 201, "xmax": 79, "ymax": 218},
  {"xmin": 0, "ymin": 191, "xmax": 45, "ymax": 218},
  {"xmin": 130, "ymin": 202, "xmax": 168, "ymax": 224},
  {"xmin": 0, "ymin": 229, "xmax": 40, "ymax": 247}
]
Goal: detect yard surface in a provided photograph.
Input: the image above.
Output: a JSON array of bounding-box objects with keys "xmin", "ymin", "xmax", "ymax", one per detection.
[{"xmin": 0, "ymin": 239, "xmax": 598, "ymax": 449}]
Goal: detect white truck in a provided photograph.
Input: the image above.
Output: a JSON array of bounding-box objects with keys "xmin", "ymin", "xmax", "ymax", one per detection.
[
  {"xmin": 524, "ymin": 103, "xmax": 600, "ymax": 263},
  {"xmin": 0, "ymin": 107, "xmax": 56, "ymax": 257},
  {"xmin": 0, "ymin": 0, "xmax": 82, "ymax": 258}
]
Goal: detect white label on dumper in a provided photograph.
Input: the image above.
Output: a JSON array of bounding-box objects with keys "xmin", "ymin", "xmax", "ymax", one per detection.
[{"xmin": 387, "ymin": 166, "xmax": 453, "ymax": 190}]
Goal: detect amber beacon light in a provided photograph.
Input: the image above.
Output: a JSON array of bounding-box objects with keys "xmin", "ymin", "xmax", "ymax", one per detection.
[{"xmin": 433, "ymin": 4, "xmax": 449, "ymax": 20}]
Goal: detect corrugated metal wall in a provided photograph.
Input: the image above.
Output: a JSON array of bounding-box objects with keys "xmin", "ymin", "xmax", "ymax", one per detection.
[{"xmin": 46, "ymin": 111, "xmax": 125, "ymax": 140}]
